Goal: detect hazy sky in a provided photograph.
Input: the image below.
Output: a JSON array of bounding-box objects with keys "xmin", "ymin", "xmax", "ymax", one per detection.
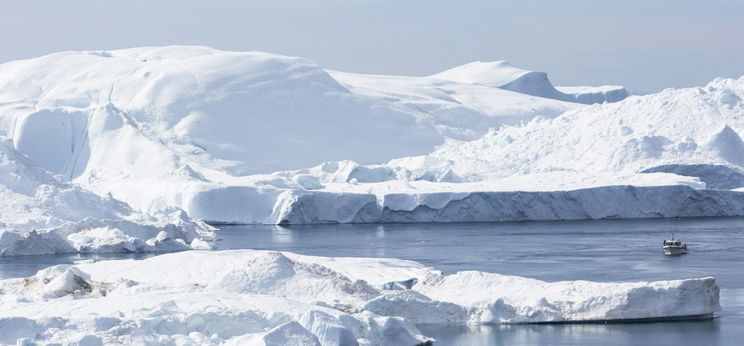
[{"xmin": 2, "ymin": 0, "xmax": 742, "ymax": 92}]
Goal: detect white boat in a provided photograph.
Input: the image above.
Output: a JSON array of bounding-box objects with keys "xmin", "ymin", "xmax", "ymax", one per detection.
[{"xmin": 663, "ymin": 236, "xmax": 688, "ymax": 256}]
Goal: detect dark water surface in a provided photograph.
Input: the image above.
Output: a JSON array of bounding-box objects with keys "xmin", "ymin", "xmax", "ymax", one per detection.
[{"xmin": 2, "ymin": 217, "xmax": 743, "ymax": 345}]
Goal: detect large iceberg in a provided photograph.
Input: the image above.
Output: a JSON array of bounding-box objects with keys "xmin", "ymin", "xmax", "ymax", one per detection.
[
  {"xmin": 0, "ymin": 46, "xmax": 743, "ymax": 225},
  {"xmin": 0, "ymin": 250, "xmax": 720, "ymax": 345}
]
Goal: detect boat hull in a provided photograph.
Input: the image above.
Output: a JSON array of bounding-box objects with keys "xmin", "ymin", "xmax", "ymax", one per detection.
[{"xmin": 663, "ymin": 247, "xmax": 687, "ymax": 256}]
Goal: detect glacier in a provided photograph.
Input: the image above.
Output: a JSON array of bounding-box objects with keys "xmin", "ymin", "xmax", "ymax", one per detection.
[{"xmin": 0, "ymin": 250, "xmax": 720, "ymax": 345}]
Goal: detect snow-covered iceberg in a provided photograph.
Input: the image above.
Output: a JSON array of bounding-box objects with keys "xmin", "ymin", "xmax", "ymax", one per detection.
[
  {"xmin": 0, "ymin": 137, "xmax": 212, "ymax": 256},
  {"xmin": 0, "ymin": 250, "xmax": 720, "ymax": 345}
]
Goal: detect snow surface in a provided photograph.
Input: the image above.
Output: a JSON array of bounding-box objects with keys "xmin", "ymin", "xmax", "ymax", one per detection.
[
  {"xmin": 0, "ymin": 136, "xmax": 213, "ymax": 256},
  {"xmin": 0, "ymin": 250, "xmax": 720, "ymax": 345}
]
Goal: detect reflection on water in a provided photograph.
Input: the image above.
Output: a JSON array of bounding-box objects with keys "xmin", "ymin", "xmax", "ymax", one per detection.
[
  {"xmin": 375, "ymin": 225, "xmax": 386, "ymax": 238},
  {"xmin": 271, "ymin": 227, "xmax": 294, "ymax": 244},
  {"xmin": 419, "ymin": 321, "xmax": 723, "ymax": 346}
]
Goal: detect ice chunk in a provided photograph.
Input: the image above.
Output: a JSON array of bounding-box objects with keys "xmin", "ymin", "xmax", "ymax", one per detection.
[
  {"xmin": 258, "ymin": 321, "xmax": 321, "ymax": 346},
  {"xmin": 41, "ymin": 267, "xmax": 92, "ymax": 298}
]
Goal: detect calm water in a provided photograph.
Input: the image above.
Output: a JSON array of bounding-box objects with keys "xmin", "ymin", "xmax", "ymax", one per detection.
[{"xmin": 2, "ymin": 217, "xmax": 743, "ymax": 345}]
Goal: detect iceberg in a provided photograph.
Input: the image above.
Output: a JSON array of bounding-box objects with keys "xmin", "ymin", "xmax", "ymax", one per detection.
[{"xmin": 0, "ymin": 250, "xmax": 720, "ymax": 345}]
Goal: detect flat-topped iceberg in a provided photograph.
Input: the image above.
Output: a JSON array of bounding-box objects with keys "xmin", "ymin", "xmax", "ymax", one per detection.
[{"xmin": 0, "ymin": 250, "xmax": 720, "ymax": 345}]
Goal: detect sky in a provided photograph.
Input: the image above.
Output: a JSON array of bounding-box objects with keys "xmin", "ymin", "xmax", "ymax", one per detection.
[{"xmin": 1, "ymin": 0, "xmax": 742, "ymax": 92}]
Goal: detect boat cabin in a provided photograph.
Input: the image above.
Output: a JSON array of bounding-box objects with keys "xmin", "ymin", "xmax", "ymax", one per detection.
[{"xmin": 664, "ymin": 239, "xmax": 682, "ymax": 246}]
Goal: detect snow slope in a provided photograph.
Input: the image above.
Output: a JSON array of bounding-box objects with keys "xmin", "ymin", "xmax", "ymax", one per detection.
[
  {"xmin": 0, "ymin": 250, "xmax": 720, "ymax": 345},
  {"xmin": 328, "ymin": 70, "xmax": 575, "ymax": 138},
  {"xmin": 0, "ymin": 137, "xmax": 212, "ymax": 256}
]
